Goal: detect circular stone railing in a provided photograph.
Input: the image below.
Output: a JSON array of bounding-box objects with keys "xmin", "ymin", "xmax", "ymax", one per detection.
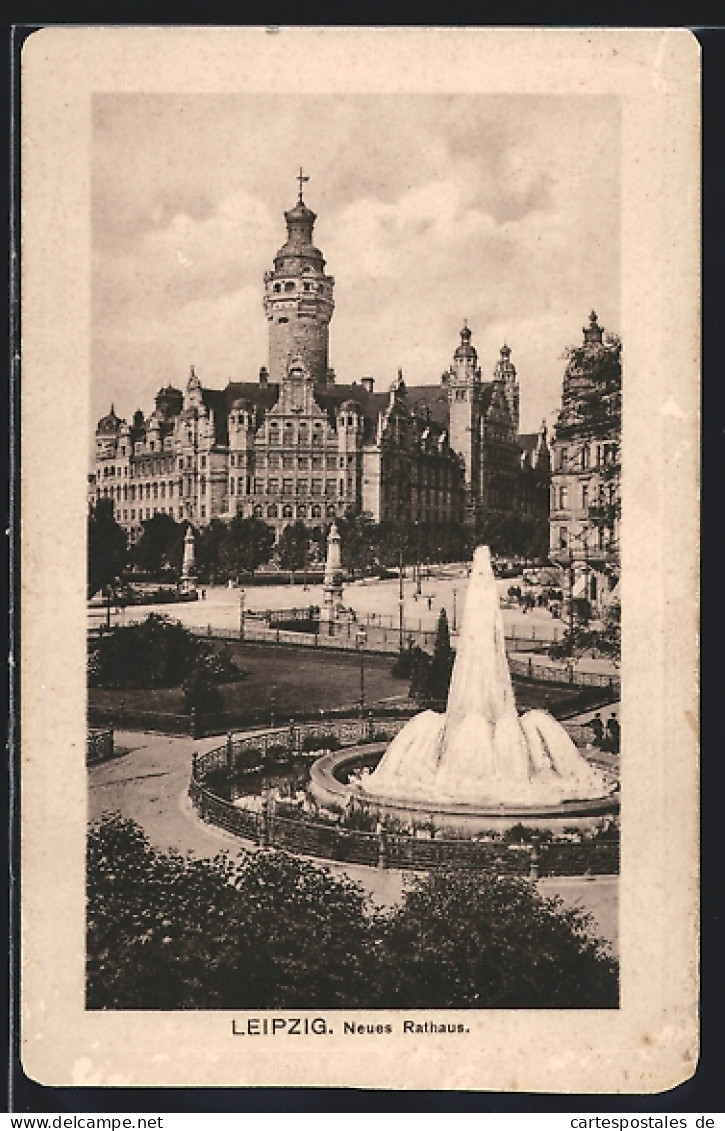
[{"xmin": 189, "ymin": 715, "xmax": 619, "ymax": 876}]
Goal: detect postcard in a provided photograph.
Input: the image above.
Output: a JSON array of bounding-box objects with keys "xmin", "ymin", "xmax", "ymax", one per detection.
[{"xmin": 20, "ymin": 26, "xmax": 699, "ymax": 1092}]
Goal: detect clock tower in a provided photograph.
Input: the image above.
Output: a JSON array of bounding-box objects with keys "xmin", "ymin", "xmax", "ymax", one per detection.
[{"xmin": 263, "ymin": 170, "xmax": 335, "ymax": 385}]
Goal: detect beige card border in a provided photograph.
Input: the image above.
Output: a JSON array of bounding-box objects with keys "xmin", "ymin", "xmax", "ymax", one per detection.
[{"xmin": 20, "ymin": 27, "xmax": 700, "ymax": 1092}]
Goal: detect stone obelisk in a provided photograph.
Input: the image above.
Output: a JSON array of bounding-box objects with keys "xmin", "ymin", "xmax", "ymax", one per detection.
[
  {"xmin": 321, "ymin": 522, "xmax": 343, "ymax": 628},
  {"xmin": 180, "ymin": 524, "xmax": 197, "ymax": 596}
]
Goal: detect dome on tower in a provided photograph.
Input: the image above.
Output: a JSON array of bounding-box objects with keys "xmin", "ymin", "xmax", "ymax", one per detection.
[
  {"xmin": 97, "ymin": 405, "xmax": 122, "ymax": 433},
  {"xmin": 583, "ymin": 310, "xmax": 604, "ymax": 346},
  {"xmin": 284, "ymin": 199, "xmax": 317, "ymax": 226},
  {"xmin": 274, "ymin": 180, "xmax": 325, "ymax": 271},
  {"xmin": 454, "ymin": 322, "xmax": 477, "ymax": 361}
]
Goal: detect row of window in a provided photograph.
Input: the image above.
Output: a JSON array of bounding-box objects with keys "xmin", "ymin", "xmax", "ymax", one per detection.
[
  {"xmin": 551, "ymin": 481, "xmax": 617, "ymax": 512},
  {"xmin": 249, "ymin": 503, "xmax": 336, "ymax": 520},
  {"xmin": 117, "ymin": 505, "xmax": 196, "ymax": 523},
  {"xmin": 556, "ymin": 526, "xmax": 608, "ymax": 552},
  {"xmin": 229, "ymin": 453, "xmax": 353, "ymax": 470},
  {"xmin": 97, "ymin": 474, "xmax": 214, "ymax": 503},
  {"xmin": 555, "ymin": 442, "xmax": 617, "ymax": 473},
  {"xmin": 243, "ymin": 478, "xmax": 348, "ymax": 498},
  {"xmin": 271, "ymin": 279, "xmax": 324, "ymax": 294}
]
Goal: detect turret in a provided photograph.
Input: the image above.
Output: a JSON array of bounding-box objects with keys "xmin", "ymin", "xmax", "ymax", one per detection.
[
  {"xmin": 446, "ymin": 322, "xmax": 481, "ymax": 501},
  {"xmin": 492, "ymin": 343, "xmax": 520, "ymax": 434},
  {"xmin": 263, "ymin": 171, "xmax": 335, "ymax": 385}
]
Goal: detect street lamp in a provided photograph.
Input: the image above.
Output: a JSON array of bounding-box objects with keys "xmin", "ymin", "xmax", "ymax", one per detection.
[
  {"xmin": 239, "ymin": 589, "xmax": 246, "ymax": 640},
  {"xmin": 452, "ymin": 586, "xmax": 458, "ymax": 633},
  {"xmin": 356, "ymin": 627, "xmax": 367, "ymax": 716},
  {"xmin": 398, "ymin": 550, "xmax": 404, "ymax": 652}
]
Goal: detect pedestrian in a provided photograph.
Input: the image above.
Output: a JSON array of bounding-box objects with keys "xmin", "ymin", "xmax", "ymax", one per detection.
[
  {"xmin": 606, "ymin": 714, "xmax": 620, "ymax": 754},
  {"xmin": 427, "ymin": 596, "xmax": 432, "ymax": 610},
  {"xmin": 589, "ymin": 712, "xmax": 604, "ymax": 747}
]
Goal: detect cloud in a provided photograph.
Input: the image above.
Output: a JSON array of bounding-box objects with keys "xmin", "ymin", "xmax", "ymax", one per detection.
[{"xmin": 91, "ymin": 93, "xmax": 620, "ymax": 448}]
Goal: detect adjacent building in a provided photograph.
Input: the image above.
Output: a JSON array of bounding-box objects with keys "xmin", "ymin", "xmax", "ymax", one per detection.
[
  {"xmin": 548, "ymin": 311, "xmax": 621, "ymax": 611},
  {"xmin": 91, "ymin": 178, "xmax": 549, "ymax": 545}
]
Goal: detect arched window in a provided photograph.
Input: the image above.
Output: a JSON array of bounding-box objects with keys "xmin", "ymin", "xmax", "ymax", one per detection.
[
  {"xmin": 297, "ymin": 504, "xmax": 307, "ymax": 518},
  {"xmin": 282, "ymin": 504, "xmax": 293, "ymax": 518},
  {"xmin": 326, "ymin": 505, "xmax": 336, "ymax": 517},
  {"xmin": 311, "ymin": 505, "xmax": 322, "ymax": 518},
  {"xmin": 267, "ymin": 504, "xmax": 278, "ymax": 518},
  {"xmin": 253, "ymin": 504, "xmax": 263, "ymax": 518}
]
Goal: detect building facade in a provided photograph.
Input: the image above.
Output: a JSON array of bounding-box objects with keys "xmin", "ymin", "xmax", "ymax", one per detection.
[
  {"xmin": 91, "ymin": 180, "xmax": 549, "ymax": 546},
  {"xmin": 548, "ymin": 311, "xmax": 621, "ymax": 611}
]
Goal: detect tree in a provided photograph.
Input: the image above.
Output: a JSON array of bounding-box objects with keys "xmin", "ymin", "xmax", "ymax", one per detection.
[
  {"xmin": 427, "ymin": 608, "xmax": 455, "ymax": 703},
  {"xmin": 374, "ymin": 869, "xmax": 618, "ymax": 1009},
  {"xmin": 132, "ymin": 513, "xmax": 186, "ymax": 579},
  {"xmin": 277, "ymin": 521, "xmax": 309, "ymax": 573},
  {"xmin": 335, "ymin": 512, "xmax": 378, "ymax": 576},
  {"xmin": 195, "ymin": 519, "xmax": 229, "ymax": 584},
  {"xmin": 89, "ymin": 613, "xmax": 210, "ymax": 690},
  {"xmin": 86, "ymin": 817, "xmax": 375, "ymax": 1010},
  {"xmin": 221, "ymin": 516, "xmax": 275, "ymax": 578},
  {"xmin": 87, "ymin": 818, "xmax": 617, "ymax": 1011},
  {"xmin": 88, "ymin": 498, "xmax": 127, "ymax": 598}
]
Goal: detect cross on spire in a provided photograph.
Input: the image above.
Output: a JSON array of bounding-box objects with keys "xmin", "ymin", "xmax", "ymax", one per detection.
[{"xmin": 296, "ymin": 166, "xmax": 309, "ymax": 203}]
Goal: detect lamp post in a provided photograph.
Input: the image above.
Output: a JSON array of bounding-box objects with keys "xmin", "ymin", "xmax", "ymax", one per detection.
[
  {"xmin": 356, "ymin": 627, "xmax": 367, "ymax": 716},
  {"xmin": 239, "ymin": 589, "xmax": 246, "ymax": 640},
  {"xmin": 452, "ymin": 586, "xmax": 458, "ymax": 633},
  {"xmin": 415, "ymin": 520, "xmax": 422, "ymax": 596},
  {"xmin": 398, "ymin": 550, "xmax": 404, "ymax": 652},
  {"xmin": 567, "ymin": 556, "xmax": 575, "ymax": 657},
  {"xmin": 270, "ymin": 686, "xmax": 277, "ymax": 728}
]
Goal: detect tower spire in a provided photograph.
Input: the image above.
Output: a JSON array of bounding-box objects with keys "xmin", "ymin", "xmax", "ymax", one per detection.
[{"xmin": 296, "ymin": 166, "xmax": 310, "ymax": 203}]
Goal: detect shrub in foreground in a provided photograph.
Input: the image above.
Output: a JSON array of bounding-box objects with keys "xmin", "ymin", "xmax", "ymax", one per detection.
[{"xmin": 87, "ymin": 815, "xmax": 618, "ymax": 1011}]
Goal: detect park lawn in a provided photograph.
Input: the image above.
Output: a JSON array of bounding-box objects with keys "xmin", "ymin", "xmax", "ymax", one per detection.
[
  {"xmin": 88, "ymin": 642, "xmax": 407, "ymax": 718},
  {"xmin": 88, "ymin": 639, "xmax": 590, "ymax": 719}
]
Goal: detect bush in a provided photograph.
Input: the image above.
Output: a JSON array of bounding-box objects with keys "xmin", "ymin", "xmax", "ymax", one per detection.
[
  {"xmin": 90, "ymin": 614, "xmax": 209, "ymax": 690},
  {"xmin": 301, "ymin": 732, "xmax": 328, "ymax": 753},
  {"xmin": 202, "ymin": 645, "xmax": 242, "ymax": 684},
  {"xmin": 265, "ymin": 743, "xmax": 291, "ymax": 763},
  {"xmin": 182, "ymin": 667, "xmax": 225, "ymax": 715},
  {"xmin": 87, "ymin": 817, "xmax": 618, "ymax": 1010},
  {"xmin": 87, "ymin": 816, "xmax": 375, "ymax": 1010}
]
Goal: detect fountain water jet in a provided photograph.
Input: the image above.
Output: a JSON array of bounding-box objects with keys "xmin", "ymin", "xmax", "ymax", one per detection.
[
  {"xmin": 363, "ymin": 546, "xmax": 607, "ymax": 808},
  {"xmin": 309, "ymin": 545, "xmax": 617, "ymax": 834}
]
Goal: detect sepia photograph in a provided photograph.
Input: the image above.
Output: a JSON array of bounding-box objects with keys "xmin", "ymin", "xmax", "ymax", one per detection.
[{"xmin": 20, "ymin": 27, "xmax": 699, "ymax": 1091}]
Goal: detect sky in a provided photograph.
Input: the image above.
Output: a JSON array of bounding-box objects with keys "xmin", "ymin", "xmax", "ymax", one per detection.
[{"xmin": 91, "ymin": 93, "xmax": 620, "ymax": 445}]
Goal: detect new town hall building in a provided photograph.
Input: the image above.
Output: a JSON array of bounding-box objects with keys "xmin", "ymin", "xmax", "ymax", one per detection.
[{"xmin": 91, "ymin": 178, "xmax": 550, "ymax": 543}]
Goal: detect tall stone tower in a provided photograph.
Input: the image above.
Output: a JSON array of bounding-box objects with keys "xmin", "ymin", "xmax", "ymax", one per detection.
[
  {"xmin": 445, "ymin": 322, "xmax": 482, "ymax": 517},
  {"xmin": 263, "ymin": 170, "xmax": 335, "ymax": 385}
]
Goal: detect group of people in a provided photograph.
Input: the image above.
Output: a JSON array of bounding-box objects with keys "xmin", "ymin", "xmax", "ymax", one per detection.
[{"xmin": 588, "ymin": 711, "xmax": 620, "ymax": 754}]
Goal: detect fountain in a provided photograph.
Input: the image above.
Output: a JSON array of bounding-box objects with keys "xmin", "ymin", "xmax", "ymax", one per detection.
[{"xmin": 309, "ymin": 545, "xmax": 617, "ymax": 833}]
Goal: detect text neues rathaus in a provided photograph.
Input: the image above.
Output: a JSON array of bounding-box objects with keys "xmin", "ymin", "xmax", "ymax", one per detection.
[{"xmin": 91, "ymin": 178, "xmax": 550, "ymax": 543}]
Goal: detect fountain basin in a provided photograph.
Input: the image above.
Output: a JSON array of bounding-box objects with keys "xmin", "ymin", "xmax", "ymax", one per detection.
[{"xmin": 309, "ymin": 744, "xmax": 619, "ymax": 835}]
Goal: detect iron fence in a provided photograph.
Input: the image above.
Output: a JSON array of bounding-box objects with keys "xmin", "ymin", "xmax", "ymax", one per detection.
[{"xmin": 189, "ymin": 718, "xmax": 619, "ymax": 876}]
